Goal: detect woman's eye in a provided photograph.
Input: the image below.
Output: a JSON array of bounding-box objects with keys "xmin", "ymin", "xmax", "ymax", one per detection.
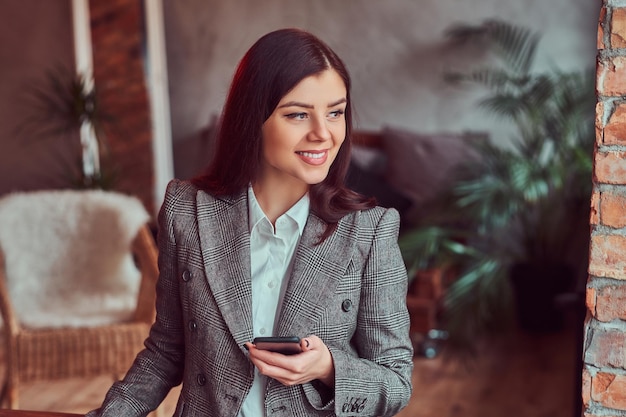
[
  {"xmin": 286, "ymin": 112, "xmax": 308, "ymax": 120},
  {"xmin": 328, "ymin": 109, "xmax": 345, "ymax": 119}
]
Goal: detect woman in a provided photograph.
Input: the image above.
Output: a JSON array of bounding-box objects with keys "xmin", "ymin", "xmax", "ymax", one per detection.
[{"xmin": 87, "ymin": 28, "xmax": 413, "ymax": 417}]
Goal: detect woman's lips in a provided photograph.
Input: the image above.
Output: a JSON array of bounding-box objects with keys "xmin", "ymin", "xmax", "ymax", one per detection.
[{"xmin": 296, "ymin": 150, "xmax": 328, "ymax": 165}]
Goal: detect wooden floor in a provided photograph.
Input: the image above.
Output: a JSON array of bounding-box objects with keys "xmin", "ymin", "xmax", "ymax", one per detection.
[
  {"xmin": 5, "ymin": 314, "xmax": 581, "ymax": 417},
  {"xmin": 396, "ymin": 316, "xmax": 581, "ymax": 417}
]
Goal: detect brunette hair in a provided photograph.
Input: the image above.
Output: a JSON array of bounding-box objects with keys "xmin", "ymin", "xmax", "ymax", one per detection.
[{"xmin": 192, "ymin": 28, "xmax": 375, "ymax": 240}]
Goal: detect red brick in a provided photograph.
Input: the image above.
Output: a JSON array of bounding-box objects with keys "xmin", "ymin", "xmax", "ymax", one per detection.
[
  {"xmin": 600, "ymin": 191, "xmax": 626, "ymax": 228},
  {"xmin": 590, "ymin": 234, "xmax": 626, "ymax": 279},
  {"xmin": 591, "ymin": 191, "xmax": 600, "ymax": 225},
  {"xmin": 596, "ymin": 101, "xmax": 605, "ymax": 145},
  {"xmin": 587, "ymin": 3, "xmax": 626, "ymax": 417},
  {"xmin": 584, "ymin": 413, "xmax": 623, "ymax": 417},
  {"xmin": 604, "ymin": 104, "xmax": 626, "ymax": 145},
  {"xmin": 595, "ymin": 285, "xmax": 626, "ymax": 321},
  {"xmin": 597, "ymin": 56, "xmax": 626, "ymax": 96},
  {"xmin": 90, "ymin": 0, "xmax": 133, "ymax": 13},
  {"xmin": 599, "ymin": 7, "xmax": 607, "ymax": 50},
  {"xmin": 89, "ymin": 0, "xmax": 154, "ymax": 214},
  {"xmin": 586, "ymin": 287, "xmax": 597, "ymax": 317},
  {"xmin": 582, "ymin": 367, "xmax": 592, "ymax": 407},
  {"xmin": 591, "ymin": 372, "xmax": 626, "ymax": 410},
  {"xmin": 584, "ymin": 414, "xmax": 622, "ymax": 417},
  {"xmin": 584, "ymin": 328, "xmax": 626, "ymax": 368},
  {"xmin": 584, "ymin": 412, "xmax": 624, "ymax": 417},
  {"xmin": 611, "ymin": 8, "xmax": 626, "ymax": 48},
  {"xmin": 594, "ymin": 152, "xmax": 626, "ymax": 184}
]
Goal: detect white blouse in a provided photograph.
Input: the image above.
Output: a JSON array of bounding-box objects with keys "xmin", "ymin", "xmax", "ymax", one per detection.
[{"xmin": 238, "ymin": 186, "xmax": 309, "ymax": 417}]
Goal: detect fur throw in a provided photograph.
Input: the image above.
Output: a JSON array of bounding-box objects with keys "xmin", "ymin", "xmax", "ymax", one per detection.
[{"xmin": 0, "ymin": 190, "xmax": 149, "ymax": 328}]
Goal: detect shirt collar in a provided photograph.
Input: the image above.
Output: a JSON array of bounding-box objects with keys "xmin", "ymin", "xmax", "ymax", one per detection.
[{"xmin": 247, "ymin": 185, "xmax": 310, "ymax": 236}]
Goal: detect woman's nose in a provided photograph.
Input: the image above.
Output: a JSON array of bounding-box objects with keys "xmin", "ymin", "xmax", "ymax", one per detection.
[{"xmin": 309, "ymin": 118, "xmax": 332, "ymax": 141}]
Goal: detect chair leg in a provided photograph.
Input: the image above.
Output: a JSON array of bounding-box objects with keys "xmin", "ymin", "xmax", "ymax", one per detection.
[
  {"xmin": 0, "ymin": 379, "xmax": 6, "ymax": 408},
  {"xmin": 9, "ymin": 386, "xmax": 18, "ymax": 409},
  {"xmin": 0, "ymin": 380, "xmax": 18, "ymax": 409},
  {"xmin": 4, "ymin": 345, "xmax": 19, "ymax": 409}
]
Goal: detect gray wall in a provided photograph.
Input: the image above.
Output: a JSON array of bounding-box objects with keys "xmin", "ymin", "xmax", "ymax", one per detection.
[
  {"xmin": 0, "ymin": 1, "xmax": 600, "ymax": 194},
  {"xmin": 163, "ymin": 0, "xmax": 599, "ymax": 148}
]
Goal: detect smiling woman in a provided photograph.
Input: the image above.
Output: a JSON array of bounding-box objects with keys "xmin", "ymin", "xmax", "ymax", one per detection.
[
  {"xmin": 258, "ymin": 69, "xmax": 348, "ymax": 220},
  {"xmin": 86, "ymin": 28, "xmax": 414, "ymax": 417}
]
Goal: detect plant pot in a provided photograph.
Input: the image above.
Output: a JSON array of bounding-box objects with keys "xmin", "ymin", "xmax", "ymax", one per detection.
[{"xmin": 509, "ymin": 262, "xmax": 572, "ymax": 333}]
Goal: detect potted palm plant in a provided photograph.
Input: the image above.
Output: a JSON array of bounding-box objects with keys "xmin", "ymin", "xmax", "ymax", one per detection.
[
  {"xmin": 399, "ymin": 19, "xmax": 595, "ymax": 351},
  {"xmin": 18, "ymin": 66, "xmax": 118, "ymax": 189}
]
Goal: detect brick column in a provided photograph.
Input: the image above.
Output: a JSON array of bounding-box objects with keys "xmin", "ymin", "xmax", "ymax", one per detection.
[
  {"xmin": 584, "ymin": 3, "xmax": 626, "ymax": 415},
  {"xmin": 89, "ymin": 0, "xmax": 155, "ymax": 215}
]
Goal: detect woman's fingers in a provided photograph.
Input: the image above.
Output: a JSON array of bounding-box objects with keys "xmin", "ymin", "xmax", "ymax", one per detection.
[
  {"xmin": 300, "ymin": 337, "xmax": 311, "ymax": 352},
  {"xmin": 245, "ymin": 335, "xmax": 334, "ymax": 386}
]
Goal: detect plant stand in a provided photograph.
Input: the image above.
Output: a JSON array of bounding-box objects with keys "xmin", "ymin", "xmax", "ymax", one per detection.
[{"xmin": 406, "ymin": 268, "xmax": 451, "ymax": 358}]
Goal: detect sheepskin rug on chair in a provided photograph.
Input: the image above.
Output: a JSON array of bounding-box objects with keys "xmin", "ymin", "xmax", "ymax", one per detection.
[{"xmin": 0, "ymin": 189, "xmax": 150, "ymax": 328}]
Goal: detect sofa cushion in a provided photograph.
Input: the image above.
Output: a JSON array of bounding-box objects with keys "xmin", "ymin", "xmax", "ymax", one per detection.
[{"xmin": 382, "ymin": 126, "xmax": 486, "ymax": 217}]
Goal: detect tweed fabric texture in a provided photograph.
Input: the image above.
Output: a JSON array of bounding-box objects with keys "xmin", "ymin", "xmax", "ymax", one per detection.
[{"xmin": 87, "ymin": 179, "xmax": 413, "ymax": 417}]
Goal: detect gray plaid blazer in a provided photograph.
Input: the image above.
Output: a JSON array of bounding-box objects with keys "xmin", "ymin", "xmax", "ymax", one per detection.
[{"xmin": 86, "ymin": 179, "xmax": 413, "ymax": 417}]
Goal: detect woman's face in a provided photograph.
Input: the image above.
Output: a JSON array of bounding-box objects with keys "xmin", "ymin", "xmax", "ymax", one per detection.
[{"xmin": 260, "ymin": 69, "xmax": 347, "ymax": 191}]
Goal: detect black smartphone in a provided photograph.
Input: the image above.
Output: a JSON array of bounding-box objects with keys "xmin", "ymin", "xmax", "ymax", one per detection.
[{"xmin": 253, "ymin": 336, "xmax": 302, "ymax": 355}]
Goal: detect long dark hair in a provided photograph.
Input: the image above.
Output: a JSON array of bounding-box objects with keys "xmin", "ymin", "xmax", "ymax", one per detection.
[{"xmin": 192, "ymin": 28, "xmax": 375, "ymax": 240}]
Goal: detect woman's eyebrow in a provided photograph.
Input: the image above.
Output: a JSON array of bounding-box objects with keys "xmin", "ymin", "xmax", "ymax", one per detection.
[
  {"xmin": 328, "ymin": 98, "xmax": 347, "ymax": 107},
  {"xmin": 277, "ymin": 98, "xmax": 347, "ymax": 109},
  {"xmin": 278, "ymin": 101, "xmax": 313, "ymax": 109}
]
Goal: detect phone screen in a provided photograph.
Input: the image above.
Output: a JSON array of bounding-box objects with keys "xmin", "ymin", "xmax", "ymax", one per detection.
[{"xmin": 253, "ymin": 336, "xmax": 302, "ymax": 355}]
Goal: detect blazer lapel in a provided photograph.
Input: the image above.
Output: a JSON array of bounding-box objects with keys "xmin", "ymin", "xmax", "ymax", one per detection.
[
  {"xmin": 276, "ymin": 211, "xmax": 359, "ymax": 338},
  {"xmin": 196, "ymin": 190, "xmax": 254, "ymax": 348}
]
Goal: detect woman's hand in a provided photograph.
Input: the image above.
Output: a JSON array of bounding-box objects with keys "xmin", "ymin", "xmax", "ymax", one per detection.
[{"xmin": 244, "ymin": 335, "xmax": 335, "ymax": 387}]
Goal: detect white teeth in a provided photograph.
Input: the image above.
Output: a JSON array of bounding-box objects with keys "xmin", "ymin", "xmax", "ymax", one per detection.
[{"xmin": 298, "ymin": 151, "xmax": 325, "ymax": 159}]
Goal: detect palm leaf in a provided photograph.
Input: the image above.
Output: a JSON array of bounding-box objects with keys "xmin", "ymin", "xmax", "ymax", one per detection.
[
  {"xmin": 442, "ymin": 257, "xmax": 514, "ymax": 350},
  {"xmin": 481, "ymin": 19, "xmax": 540, "ymax": 75},
  {"xmin": 445, "ymin": 19, "xmax": 540, "ymax": 76}
]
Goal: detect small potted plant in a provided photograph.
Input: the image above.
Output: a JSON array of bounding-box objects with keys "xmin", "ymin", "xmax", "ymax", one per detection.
[{"xmin": 18, "ymin": 66, "xmax": 118, "ymax": 189}]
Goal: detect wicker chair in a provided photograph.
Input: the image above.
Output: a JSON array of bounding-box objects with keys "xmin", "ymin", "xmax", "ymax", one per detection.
[{"xmin": 0, "ymin": 190, "xmax": 159, "ymax": 411}]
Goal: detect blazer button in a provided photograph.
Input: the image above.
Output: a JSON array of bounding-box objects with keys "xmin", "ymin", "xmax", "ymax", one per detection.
[
  {"xmin": 188, "ymin": 320, "xmax": 197, "ymax": 332},
  {"xmin": 197, "ymin": 373, "xmax": 207, "ymax": 386},
  {"xmin": 342, "ymin": 299, "xmax": 353, "ymax": 312},
  {"xmin": 182, "ymin": 270, "xmax": 191, "ymax": 282}
]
